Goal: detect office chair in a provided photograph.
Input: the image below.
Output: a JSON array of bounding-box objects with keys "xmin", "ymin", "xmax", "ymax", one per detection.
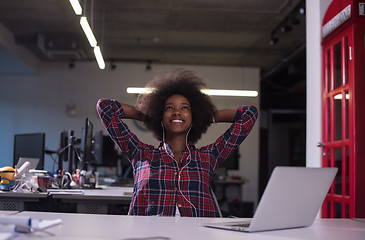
[{"xmin": 211, "ymin": 190, "xmax": 223, "ymax": 218}]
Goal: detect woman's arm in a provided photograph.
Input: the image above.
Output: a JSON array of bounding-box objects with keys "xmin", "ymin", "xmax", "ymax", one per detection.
[
  {"xmin": 214, "ymin": 108, "xmax": 238, "ymax": 123},
  {"xmin": 120, "ymin": 103, "xmax": 146, "ymax": 122},
  {"xmin": 208, "ymin": 105, "xmax": 258, "ymax": 170},
  {"xmin": 96, "ymin": 99, "xmax": 148, "ymax": 163}
]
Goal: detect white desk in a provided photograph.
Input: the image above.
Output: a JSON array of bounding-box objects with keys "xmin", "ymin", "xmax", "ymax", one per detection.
[
  {"xmin": 48, "ymin": 186, "xmax": 133, "ymax": 214},
  {"xmin": 0, "ymin": 210, "xmax": 18, "ymax": 215},
  {"xmin": 10, "ymin": 211, "xmax": 365, "ymax": 240},
  {"xmin": 48, "ymin": 186, "xmax": 133, "ymax": 200}
]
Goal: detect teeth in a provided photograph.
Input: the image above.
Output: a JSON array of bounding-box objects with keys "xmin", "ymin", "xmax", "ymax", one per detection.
[{"xmin": 172, "ymin": 119, "xmax": 183, "ymax": 123}]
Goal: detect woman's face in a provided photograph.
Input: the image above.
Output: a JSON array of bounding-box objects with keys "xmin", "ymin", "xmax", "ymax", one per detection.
[{"xmin": 162, "ymin": 94, "xmax": 192, "ymax": 136}]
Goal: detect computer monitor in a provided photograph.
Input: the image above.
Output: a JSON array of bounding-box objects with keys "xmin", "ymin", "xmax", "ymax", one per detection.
[
  {"xmin": 81, "ymin": 118, "xmax": 94, "ymax": 170},
  {"xmin": 221, "ymin": 148, "xmax": 239, "ymax": 170},
  {"xmin": 58, "ymin": 130, "xmax": 69, "ymax": 170},
  {"xmin": 13, "ymin": 133, "xmax": 45, "ymax": 170},
  {"xmin": 93, "ymin": 130, "xmax": 118, "ymax": 167}
]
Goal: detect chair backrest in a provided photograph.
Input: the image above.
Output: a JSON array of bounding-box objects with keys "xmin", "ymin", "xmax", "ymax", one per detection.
[{"xmin": 211, "ymin": 189, "xmax": 223, "ymax": 218}]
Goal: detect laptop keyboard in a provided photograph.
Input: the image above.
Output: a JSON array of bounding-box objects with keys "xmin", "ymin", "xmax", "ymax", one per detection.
[{"xmin": 228, "ymin": 222, "xmax": 251, "ymax": 228}]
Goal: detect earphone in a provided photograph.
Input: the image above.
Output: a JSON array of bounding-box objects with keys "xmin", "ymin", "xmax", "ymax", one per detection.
[{"xmin": 161, "ymin": 121, "xmax": 197, "ymax": 217}]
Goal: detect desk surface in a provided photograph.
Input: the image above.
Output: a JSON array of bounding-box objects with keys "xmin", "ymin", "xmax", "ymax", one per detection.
[
  {"xmin": 0, "ymin": 211, "xmax": 18, "ymax": 215},
  {"xmin": 0, "ymin": 186, "xmax": 133, "ymax": 201},
  {"xmin": 0, "ymin": 191, "xmax": 48, "ymax": 199},
  {"xmin": 9, "ymin": 211, "xmax": 365, "ymax": 240},
  {"xmin": 48, "ymin": 186, "xmax": 134, "ymax": 201}
]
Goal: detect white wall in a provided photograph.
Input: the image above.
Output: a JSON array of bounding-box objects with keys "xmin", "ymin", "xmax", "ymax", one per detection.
[
  {"xmin": 0, "ymin": 61, "xmax": 260, "ymax": 204},
  {"xmin": 306, "ymin": 0, "xmax": 332, "ymax": 168}
]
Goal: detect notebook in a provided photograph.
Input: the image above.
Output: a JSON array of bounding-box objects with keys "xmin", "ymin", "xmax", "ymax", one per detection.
[
  {"xmin": 16, "ymin": 157, "xmax": 40, "ymax": 170},
  {"xmin": 204, "ymin": 166, "xmax": 338, "ymax": 232}
]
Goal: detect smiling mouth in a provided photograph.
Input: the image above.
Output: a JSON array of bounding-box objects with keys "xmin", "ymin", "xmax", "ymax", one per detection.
[{"xmin": 171, "ymin": 119, "xmax": 183, "ymax": 123}]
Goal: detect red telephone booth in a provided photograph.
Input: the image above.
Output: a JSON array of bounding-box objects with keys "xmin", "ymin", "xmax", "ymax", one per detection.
[{"xmin": 321, "ymin": 0, "xmax": 365, "ymax": 218}]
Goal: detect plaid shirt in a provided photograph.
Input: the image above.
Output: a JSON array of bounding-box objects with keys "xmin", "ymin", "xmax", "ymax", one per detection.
[{"xmin": 97, "ymin": 99, "xmax": 258, "ymax": 217}]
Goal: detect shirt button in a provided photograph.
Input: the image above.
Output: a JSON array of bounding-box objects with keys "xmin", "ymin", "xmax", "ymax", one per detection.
[
  {"xmin": 178, "ymin": 204, "xmax": 182, "ymax": 207},
  {"xmin": 174, "ymin": 187, "xmax": 177, "ymax": 191},
  {"xmin": 174, "ymin": 172, "xmax": 178, "ymax": 175}
]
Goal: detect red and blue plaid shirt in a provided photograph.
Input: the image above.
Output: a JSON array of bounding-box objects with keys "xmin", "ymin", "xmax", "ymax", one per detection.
[{"xmin": 97, "ymin": 99, "xmax": 258, "ymax": 217}]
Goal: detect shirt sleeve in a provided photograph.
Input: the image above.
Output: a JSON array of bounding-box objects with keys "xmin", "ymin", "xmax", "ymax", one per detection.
[
  {"xmin": 207, "ymin": 105, "xmax": 258, "ymax": 170},
  {"xmin": 96, "ymin": 99, "xmax": 146, "ymax": 163}
]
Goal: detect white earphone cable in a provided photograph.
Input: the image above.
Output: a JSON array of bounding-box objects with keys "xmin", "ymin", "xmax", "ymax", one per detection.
[{"xmin": 161, "ymin": 123, "xmax": 197, "ymax": 217}]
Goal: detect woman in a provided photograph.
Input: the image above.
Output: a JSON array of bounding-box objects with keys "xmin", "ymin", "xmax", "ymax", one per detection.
[{"xmin": 97, "ymin": 68, "xmax": 258, "ymax": 217}]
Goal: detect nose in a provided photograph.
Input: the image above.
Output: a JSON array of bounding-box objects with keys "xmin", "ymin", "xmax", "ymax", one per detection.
[{"xmin": 172, "ymin": 108, "xmax": 181, "ymax": 116}]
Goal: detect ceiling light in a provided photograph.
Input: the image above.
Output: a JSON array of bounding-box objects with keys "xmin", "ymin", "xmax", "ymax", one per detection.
[
  {"xmin": 110, "ymin": 60, "xmax": 117, "ymax": 70},
  {"xmin": 69, "ymin": 59, "xmax": 75, "ymax": 69},
  {"xmin": 94, "ymin": 46, "xmax": 105, "ymax": 69},
  {"xmin": 80, "ymin": 17, "xmax": 97, "ymax": 47},
  {"xmin": 69, "ymin": 0, "xmax": 82, "ymax": 15},
  {"xmin": 146, "ymin": 60, "xmax": 152, "ymax": 71},
  {"xmin": 299, "ymin": 7, "xmax": 305, "ymax": 15},
  {"xmin": 281, "ymin": 25, "xmax": 292, "ymax": 33},
  {"xmin": 201, "ymin": 89, "xmax": 258, "ymax": 97},
  {"xmin": 126, "ymin": 87, "xmax": 154, "ymax": 94},
  {"xmin": 270, "ymin": 37, "xmax": 279, "ymax": 45},
  {"xmin": 334, "ymin": 94, "xmax": 350, "ymax": 100},
  {"xmin": 126, "ymin": 88, "xmax": 258, "ymax": 97}
]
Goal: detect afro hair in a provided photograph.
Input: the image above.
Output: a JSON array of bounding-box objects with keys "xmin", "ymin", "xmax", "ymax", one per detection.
[{"xmin": 135, "ymin": 68, "xmax": 217, "ymax": 144}]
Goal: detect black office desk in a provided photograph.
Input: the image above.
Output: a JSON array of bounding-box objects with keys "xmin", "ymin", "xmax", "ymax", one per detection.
[
  {"xmin": 0, "ymin": 186, "xmax": 133, "ymax": 214},
  {"xmin": 0, "ymin": 191, "xmax": 48, "ymax": 211}
]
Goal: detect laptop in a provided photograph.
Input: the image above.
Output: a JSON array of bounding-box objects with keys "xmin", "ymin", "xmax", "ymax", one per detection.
[
  {"xmin": 16, "ymin": 157, "xmax": 40, "ymax": 170},
  {"xmin": 204, "ymin": 166, "xmax": 338, "ymax": 232}
]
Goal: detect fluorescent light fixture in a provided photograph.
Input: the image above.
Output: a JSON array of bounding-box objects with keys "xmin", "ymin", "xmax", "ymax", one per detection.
[
  {"xmin": 126, "ymin": 87, "xmax": 258, "ymax": 97},
  {"xmin": 334, "ymin": 93, "xmax": 350, "ymax": 100},
  {"xmin": 201, "ymin": 89, "xmax": 258, "ymax": 97},
  {"xmin": 94, "ymin": 46, "xmax": 105, "ymax": 69},
  {"xmin": 126, "ymin": 87, "xmax": 154, "ymax": 94},
  {"xmin": 69, "ymin": 0, "xmax": 82, "ymax": 15},
  {"xmin": 80, "ymin": 17, "xmax": 97, "ymax": 47}
]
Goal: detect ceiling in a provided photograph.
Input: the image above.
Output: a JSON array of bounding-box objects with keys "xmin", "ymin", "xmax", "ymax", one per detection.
[{"xmin": 0, "ymin": 0, "xmax": 306, "ymax": 75}]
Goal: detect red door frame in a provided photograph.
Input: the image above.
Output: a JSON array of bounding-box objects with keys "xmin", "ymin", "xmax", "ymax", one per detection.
[
  {"xmin": 321, "ymin": 0, "xmax": 365, "ymax": 218},
  {"xmin": 322, "ymin": 26, "xmax": 354, "ymax": 218}
]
